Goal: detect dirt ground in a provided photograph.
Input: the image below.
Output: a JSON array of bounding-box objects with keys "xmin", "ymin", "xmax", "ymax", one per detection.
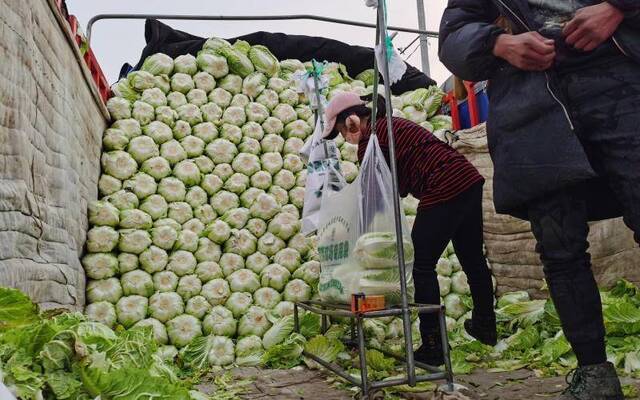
[{"xmin": 198, "ymin": 367, "xmax": 640, "ymax": 399}]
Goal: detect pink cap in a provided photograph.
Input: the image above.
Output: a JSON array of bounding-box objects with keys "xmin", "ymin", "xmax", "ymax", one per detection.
[{"xmin": 322, "ymin": 92, "xmax": 366, "ymax": 138}]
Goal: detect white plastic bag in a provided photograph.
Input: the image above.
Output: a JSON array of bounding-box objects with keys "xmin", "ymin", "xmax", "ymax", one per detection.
[
  {"xmin": 300, "ymin": 119, "xmax": 345, "ymax": 234},
  {"xmin": 293, "ymin": 70, "xmax": 328, "ymax": 109},
  {"xmin": 317, "ymin": 135, "xmax": 414, "ymax": 305},
  {"xmin": 0, "ymin": 382, "xmax": 18, "ymax": 400},
  {"xmin": 375, "ymin": 42, "xmax": 407, "ymax": 85}
]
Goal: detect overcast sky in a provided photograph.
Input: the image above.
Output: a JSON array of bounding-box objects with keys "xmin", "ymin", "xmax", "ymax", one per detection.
[{"xmin": 67, "ymin": 0, "xmax": 451, "ymax": 85}]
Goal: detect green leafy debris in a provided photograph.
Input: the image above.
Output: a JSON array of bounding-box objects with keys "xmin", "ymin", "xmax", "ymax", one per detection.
[
  {"xmin": 0, "ymin": 287, "xmax": 40, "ymax": 331},
  {"xmin": 0, "ymin": 288, "xmax": 241, "ymax": 399}
]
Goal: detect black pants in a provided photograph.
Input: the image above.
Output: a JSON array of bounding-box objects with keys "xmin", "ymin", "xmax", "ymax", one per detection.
[
  {"xmin": 528, "ymin": 57, "xmax": 640, "ymax": 366},
  {"xmin": 411, "ymin": 181, "xmax": 495, "ymax": 335}
]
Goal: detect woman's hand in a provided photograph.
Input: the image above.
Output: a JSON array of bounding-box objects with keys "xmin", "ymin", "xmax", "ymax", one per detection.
[
  {"xmin": 563, "ymin": 3, "xmax": 624, "ymax": 51},
  {"xmin": 343, "ymin": 115, "xmax": 362, "ymax": 144},
  {"xmin": 493, "ymin": 32, "xmax": 556, "ymax": 71},
  {"xmin": 345, "ymin": 115, "xmax": 361, "ymax": 133}
]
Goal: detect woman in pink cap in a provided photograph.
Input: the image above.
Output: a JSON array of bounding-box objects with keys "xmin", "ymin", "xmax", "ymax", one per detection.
[{"xmin": 323, "ymin": 91, "xmax": 496, "ymax": 366}]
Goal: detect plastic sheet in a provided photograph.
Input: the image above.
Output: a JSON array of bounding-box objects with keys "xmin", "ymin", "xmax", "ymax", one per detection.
[{"xmin": 300, "ymin": 120, "xmax": 344, "ymax": 234}]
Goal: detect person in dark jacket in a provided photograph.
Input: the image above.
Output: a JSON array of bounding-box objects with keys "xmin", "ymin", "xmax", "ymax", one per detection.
[
  {"xmin": 322, "ymin": 92, "xmax": 497, "ymax": 366},
  {"xmin": 439, "ymin": 0, "xmax": 640, "ymax": 398}
]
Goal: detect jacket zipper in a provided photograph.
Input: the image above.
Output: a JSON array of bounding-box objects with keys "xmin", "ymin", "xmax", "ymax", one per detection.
[
  {"xmin": 494, "ymin": 0, "xmax": 530, "ymax": 31},
  {"xmin": 612, "ymin": 35, "xmax": 630, "ymax": 57},
  {"xmin": 493, "ymin": 0, "xmax": 575, "ymax": 131},
  {"xmin": 544, "ymin": 73, "xmax": 574, "ymax": 130}
]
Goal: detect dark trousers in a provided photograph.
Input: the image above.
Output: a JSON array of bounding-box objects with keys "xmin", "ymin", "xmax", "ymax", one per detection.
[
  {"xmin": 528, "ymin": 57, "xmax": 640, "ymax": 366},
  {"xmin": 411, "ymin": 181, "xmax": 495, "ymax": 335}
]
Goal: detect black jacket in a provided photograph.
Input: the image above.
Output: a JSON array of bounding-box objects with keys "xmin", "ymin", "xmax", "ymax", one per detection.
[{"xmin": 438, "ymin": 0, "xmax": 640, "ymax": 220}]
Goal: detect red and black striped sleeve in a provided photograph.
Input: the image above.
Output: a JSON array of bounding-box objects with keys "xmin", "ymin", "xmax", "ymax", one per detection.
[{"xmin": 357, "ymin": 117, "xmax": 483, "ymax": 210}]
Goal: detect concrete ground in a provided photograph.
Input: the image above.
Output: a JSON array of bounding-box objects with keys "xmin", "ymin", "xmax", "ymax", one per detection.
[{"xmin": 197, "ymin": 367, "xmax": 640, "ymax": 399}]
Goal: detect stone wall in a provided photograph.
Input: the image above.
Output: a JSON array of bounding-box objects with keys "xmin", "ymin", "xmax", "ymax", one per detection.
[{"xmin": 0, "ymin": 0, "xmax": 108, "ymax": 310}]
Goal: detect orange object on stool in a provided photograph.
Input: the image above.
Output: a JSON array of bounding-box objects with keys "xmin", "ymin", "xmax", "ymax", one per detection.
[{"xmin": 350, "ymin": 293, "xmax": 386, "ymax": 313}]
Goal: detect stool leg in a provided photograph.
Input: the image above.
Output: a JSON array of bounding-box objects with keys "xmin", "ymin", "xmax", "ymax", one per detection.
[
  {"xmin": 321, "ymin": 307, "xmax": 328, "ymax": 334},
  {"xmin": 438, "ymin": 308, "xmax": 455, "ymax": 391},
  {"xmin": 351, "ymin": 318, "xmax": 356, "ymax": 343},
  {"xmin": 356, "ymin": 315, "xmax": 369, "ymax": 397}
]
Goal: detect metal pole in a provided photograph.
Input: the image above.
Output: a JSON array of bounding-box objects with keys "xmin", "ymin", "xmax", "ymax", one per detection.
[
  {"xmin": 310, "ymin": 59, "xmax": 332, "ymax": 240},
  {"xmin": 415, "ymin": 0, "xmax": 431, "ymax": 76},
  {"xmin": 370, "ymin": 19, "xmax": 380, "ymax": 134},
  {"xmin": 311, "ymin": 59, "xmax": 325, "ymax": 132},
  {"xmin": 294, "ymin": 303, "xmax": 300, "ymax": 332},
  {"xmin": 376, "ymin": 3, "xmax": 416, "ymax": 386},
  {"xmin": 302, "ymin": 350, "xmax": 362, "ymax": 385},
  {"xmin": 86, "ymin": 13, "xmax": 439, "ymax": 46},
  {"xmin": 321, "ymin": 307, "xmax": 329, "ymax": 334},
  {"xmin": 350, "ymin": 319, "xmax": 356, "ymax": 343},
  {"xmin": 438, "ymin": 306, "xmax": 455, "ymax": 391},
  {"xmin": 356, "ymin": 315, "xmax": 369, "ymax": 397}
]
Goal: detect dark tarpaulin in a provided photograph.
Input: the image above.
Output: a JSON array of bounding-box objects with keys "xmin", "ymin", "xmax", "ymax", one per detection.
[{"xmin": 120, "ymin": 19, "xmax": 436, "ymax": 94}]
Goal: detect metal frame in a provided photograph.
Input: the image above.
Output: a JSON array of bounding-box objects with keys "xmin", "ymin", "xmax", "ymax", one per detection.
[
  {"xmin": 293, "ymin": 301, "xmax": 454, "ymax": 397},
  {"xmin": 415, "ymin": 0, "xmax": 431, "ymax": 76},
  {"xmin": 86, "ymin": 13, "xmax": 438, "ymax": 47},
  {"xmin": 296, "ymin": 3, "xmax": 454, "ymax": 397},
  {"xmin": 372, "ymin": 2, "xmax": 418, "ymax": 386}
]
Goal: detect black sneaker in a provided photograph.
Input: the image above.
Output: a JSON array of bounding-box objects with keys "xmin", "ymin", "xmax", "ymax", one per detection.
[
  {"xmin": 555, "ymin": 362, "xmax": 623, "ymax": 400},
  {"xmin": 413, "ymin": 333, "xmax": 444, "ymax": 367},
  {"xmin": 464, "ymin": 314, "xmax": 497, "ymax": 346}
]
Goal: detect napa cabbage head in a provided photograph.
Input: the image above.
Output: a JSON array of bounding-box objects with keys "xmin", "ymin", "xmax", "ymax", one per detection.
[
  {"xmin": 197, "ymin": 51, "xmax": 229, "ymax": 78},
  {"xmin": 166, "ymin": 314, "xmax": 202, "ymax": 348},
  {"xmin": 203, "ymin": 305, "xmax": 237, "ymax": 337},
  {"xmin": 238, "ymin": 306, "xmax": 272, "ymax": 337},
  {"xmin": 225, "ymin": 291, "xmax": 253, "ymax": 318},
  {"xmin": 216, "ymin": 46, "xmax": 255, "ymax": 78},
  {"xmin": 140, "ymin": 53, "xmax": 174, "ymax": 75},
  {"xmin": 353, "ymin": 232, "xmax": 415, "ymax": 269},
  {"xmin": 235, "ymin": 335, "xmax": 265, "ymax": 366},
  {"xmin": 248, "ymin": 45, "xmax": 280, "ymax": 77}
]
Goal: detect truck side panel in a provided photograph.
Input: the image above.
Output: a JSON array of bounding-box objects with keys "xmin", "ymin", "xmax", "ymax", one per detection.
[{"xmin": 0, "ymin": 0, "xmax": 108, "ymax": 310}]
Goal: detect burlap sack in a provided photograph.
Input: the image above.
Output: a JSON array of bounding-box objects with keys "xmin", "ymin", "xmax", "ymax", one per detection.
[{"xmin": 452, "ymin": 124, "xmax": 640, "ymax": 298}]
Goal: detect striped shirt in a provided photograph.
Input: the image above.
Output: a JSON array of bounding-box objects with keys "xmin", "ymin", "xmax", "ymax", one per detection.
[{"xmin": 357, "ymin": 116, "xmax": 484, "ymax": 210}]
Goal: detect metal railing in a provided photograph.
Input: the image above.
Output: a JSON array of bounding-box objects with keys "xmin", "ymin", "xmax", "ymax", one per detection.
[{"xmin": 86, "ymin": 13, "xmax": 439, "ymax": 46}]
